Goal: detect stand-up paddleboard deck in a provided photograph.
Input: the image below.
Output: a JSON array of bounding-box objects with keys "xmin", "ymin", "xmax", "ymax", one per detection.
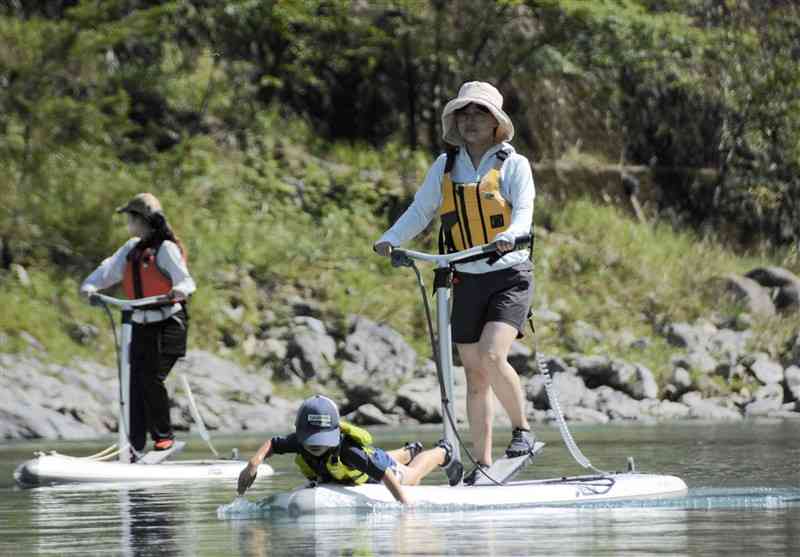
[
  {"xmin": 14, "ymin": 451, "xmax": 273, "ymax": 487},
  {"xmin": 267, "ymin": 472, "xmax": 688, "ymax": 516}
]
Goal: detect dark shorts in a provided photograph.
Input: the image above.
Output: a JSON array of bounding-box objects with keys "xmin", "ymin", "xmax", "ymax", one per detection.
[{"xmin": 451, "ymin": 261, "xmax": 533, "ymax": 344}]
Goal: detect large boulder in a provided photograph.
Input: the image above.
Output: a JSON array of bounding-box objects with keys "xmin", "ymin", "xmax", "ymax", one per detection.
[
  {"xmin": 396, "ymin": 379, "xmax": 442, "ymax": 423},
  {"xmin": 744, "ymin": 354, "xmax": 784, "ymax": 385},
  {"xmin": 680, "ymin": 392, "xmax": 742, "ymax": 421},
  {"xmin": 343, "ymin": 316, "xmax": 418, "ymax": 382},
  {"xmin": 785, "ymin": 365, "xmax": 800, "ymax": 401},
  {"xmin": 716, "ymin": 274, "xmax": 775, "ymax": 317},
  {"xmin": 745, "ymin": 267, "xmax": 800, "ymax": 312},
  {"xmin": 744, "ymin": 384, "xmax": 784, "ymax": 417},
  {"xmin": 286, "ymin": 320, "xmax": 337, "ymax": 382}
]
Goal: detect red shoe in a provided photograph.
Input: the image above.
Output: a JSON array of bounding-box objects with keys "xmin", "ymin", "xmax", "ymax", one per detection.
[{"xmin": 154, "ymin": 439, "xmax": 175, "ymax": 451}]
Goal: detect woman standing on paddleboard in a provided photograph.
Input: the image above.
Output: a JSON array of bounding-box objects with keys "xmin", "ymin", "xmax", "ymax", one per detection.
[
  {"xmin": 374, "ymin": 81, "xmax": 536, "ymax": 485},
  {"xmin": 81, "ymin": 193, "xmax": 195, "ymax": 461}
]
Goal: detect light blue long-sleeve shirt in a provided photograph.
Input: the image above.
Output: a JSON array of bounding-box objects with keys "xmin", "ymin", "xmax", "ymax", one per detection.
[{"xmin": 378, "ymin": 142, "xmax": 535, "ymax": 274}]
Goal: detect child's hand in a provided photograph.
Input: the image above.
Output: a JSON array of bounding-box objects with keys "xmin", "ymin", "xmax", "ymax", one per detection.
[{"xmin": 237, "ymin": 461, "xmax": 258, "ymax": 495}]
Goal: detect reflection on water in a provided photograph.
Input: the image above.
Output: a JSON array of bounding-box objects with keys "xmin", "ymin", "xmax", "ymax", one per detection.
[
  {"xmin": 223, "ymin": 506, "xmax": 695, "ymax": 557},
  {"xmin": 29, "ymin": 487, "xmax": 184, "ymax": 556},
  {"xmin": 1, "ymin": 422, "xmax": 799, "ymax": 556}
]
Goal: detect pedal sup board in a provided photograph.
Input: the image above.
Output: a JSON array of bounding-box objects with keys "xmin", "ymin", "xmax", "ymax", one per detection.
[
  {"xmin": 14, "ymin": 451, "xmax": 273, "ymax": 487},
  {"xmin": 265, "ymin": 473, "xmax": 688, "ymax": 516}
]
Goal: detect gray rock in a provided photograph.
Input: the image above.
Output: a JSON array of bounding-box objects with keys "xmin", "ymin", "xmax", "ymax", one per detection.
[
  {"xmin": 525, "ymin": 375, "xmax": 547, "ymax": 408},
  {"xmin": 785, "ymin": 365, "xmax": 800, "ymax": 401},
  {"xmin": 776, "ymin": 283, "xmax": 800, "ymax": 312},
  {"xmin": 233, "ymin": 396, "xmax": 296, "ymax": 432},
  {"xmin": 396, "ymin": 381, "xmax": 441, "ymax": 423},
  {"xmin": 565, "ymin": 320, "xmax": 605, "ymax": 351},
  {"xmin": 752, "ymin": 383, "xmax": 784, "ymax": 402},
  {"xmin": 678, "ymin": 349, "xmax": 718, "ymax": 375},
  {"xmin": 287, "ymin": 327, "xmax": 336, "ymax": 382},
  {"xmin": 671, "ymin": 367, "xmax": 693, "ymax": 393},
  {"xmin": 348, "ymin": 404, "xmax": 399, "ymax": 426},
  {"xmin": 745, "ymin": 266, "xmax": 800, "ymax": 288},
  {"xmin": 292, "ymin": 316, "xmax": 327, "ymax": 335},
  {"xmin": 665, "ymin": 322, "xmax": 702, "ymax": 349},
  {"xmin": 680, "ymin": 392, "xmax": 742, "ymax": 421},
  {"xmin": 748, "ymin": 358, "xmax": 784, "ymax": 385},
  {"xmin": 0, "ymin": 400, "xmax": 97, "ymax": 440},
  {"xmin": 645, "ymin": 400, "xmax": 691, "ymax": 420},
  {"xmin": 594, "ymin": 386, "xmax": 642, "ymax": 420},
  {"xmin": 718, "ymin": 273, "xmax": 776, "ymax": 317},
  {"xmin": 287, "ymin": 296, "xmax": 323, "ymax": 318},
  {"xmin": 259, "ymin": 338, "xmax": 288, "ymax": 361},
  {"xmin": 745, "ymin": 387, "xmax": 784, "ymax": 417},
  {"xmin": 550, "ymin": 372, "xmax": 589, "ymax": 408},
  {"xmin": 707, "ymin": 329, "xmax": 750, "ymax": 364},
  {"xmin": 343, "ymin": 316, "xmax": 417, "ymax": 382},
  {"xmin": 533, "ymin": 308, "xmax": 562, "ymax": 323},
  {"xmin": 561, "ymin": 405, "xmax": 609, "ymax": 424},
  {"xmin": 571, "ymin": 354, "xmax": 612, "ymax": 384},
  {"xmin": 784, "ymin": 334, "xmax": 800, "ymax": 368},
  {"xmin": 507, "ymin": 341, "xmax": 533, "ymax": 375}
]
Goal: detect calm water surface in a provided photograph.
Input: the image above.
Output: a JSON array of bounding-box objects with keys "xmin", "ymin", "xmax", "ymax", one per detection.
[{"xmin": 1, "ymin": 421, "xmax": 799, "ymax": 556}]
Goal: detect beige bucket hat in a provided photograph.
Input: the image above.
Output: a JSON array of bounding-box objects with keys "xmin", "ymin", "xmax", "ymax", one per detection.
[
  {"xmin": 441, "ymin": 81, "xmax": 514, "ymax": 146},
  {"xmin": 116, "ymin": 192, "xmax": 163, "ymax": 220}
]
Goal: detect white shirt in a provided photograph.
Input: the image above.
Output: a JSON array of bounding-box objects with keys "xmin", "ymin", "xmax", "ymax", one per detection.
[
  {"xmin": 378, "ymin": 142, "xmax": 535, "ymax": 274},
  {"xmin": 81, "ymin": 238, "xmax": 196, "ymax": 323}
]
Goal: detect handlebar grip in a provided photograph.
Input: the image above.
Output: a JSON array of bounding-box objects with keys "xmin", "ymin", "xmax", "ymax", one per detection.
[
  {"xmin": 513, "ymin": 233, "xmax": 532, "ymax": 249},
  {"xmin": 391, "ymin": 250, "xmax": 414, "ymax": 268},
  {"xmin": 481, "ymin": 234, "xmax": 533, "ymax": 254}
]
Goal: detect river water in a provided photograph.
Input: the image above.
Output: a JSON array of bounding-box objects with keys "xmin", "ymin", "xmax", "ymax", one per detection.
[{"xmin": 1, "ymin": 421, "xmax": 799, "ymax": 556}]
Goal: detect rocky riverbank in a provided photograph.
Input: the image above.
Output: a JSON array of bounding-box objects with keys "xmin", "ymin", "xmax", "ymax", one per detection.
[{"xmin": 2, "ymin": 265, "xmax": 800, "ymax": 442}]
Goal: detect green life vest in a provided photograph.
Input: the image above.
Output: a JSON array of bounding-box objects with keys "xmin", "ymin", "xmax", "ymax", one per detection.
[{"xmin": 294, "ymin": 421, "xmax": 376, "ymax": 485}]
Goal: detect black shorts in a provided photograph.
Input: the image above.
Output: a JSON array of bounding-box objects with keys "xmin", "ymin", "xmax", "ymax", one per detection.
[{"xmin": 451, "ymin": 261, "xmax": 533, "ymax": 344}]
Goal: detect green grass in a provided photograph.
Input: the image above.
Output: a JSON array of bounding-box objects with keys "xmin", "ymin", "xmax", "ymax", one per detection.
[{"xmin": 533, "ymin": 199, "xmax": 800, "ymax": 383}]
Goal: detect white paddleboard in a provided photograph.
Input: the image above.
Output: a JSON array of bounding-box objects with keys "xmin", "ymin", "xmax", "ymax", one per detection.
[
  {"xmin": 14, "ymin": 452, "xmax": 273, "ymax": 487},
  {"xmin": 265, "ymin": 473, "xmax": 688, "ymax": 516}
]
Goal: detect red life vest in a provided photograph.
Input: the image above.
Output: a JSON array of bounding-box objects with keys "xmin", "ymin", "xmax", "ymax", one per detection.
[{"xmin": 122, "ymin": 242, "xmax": 182, "ymax": 300}]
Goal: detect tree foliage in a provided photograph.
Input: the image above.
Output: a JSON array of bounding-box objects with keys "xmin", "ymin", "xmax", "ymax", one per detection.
[{"xmin": 2, "ymin": 0, "xmax": 800, "ymax": 274}]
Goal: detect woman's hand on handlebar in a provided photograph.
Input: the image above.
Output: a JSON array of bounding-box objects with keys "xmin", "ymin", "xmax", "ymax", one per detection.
[
  {"xmin": 494, "ymin": 233, "xmax": 515, "ymax": 253},
  {"xmin": 373, "ymin": 241, "xmax": 394, "ymax": 257}
]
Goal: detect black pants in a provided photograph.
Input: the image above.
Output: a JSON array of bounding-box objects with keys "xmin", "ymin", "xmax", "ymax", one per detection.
[{"xmin": 129, "ymin": 310, "xmax": 188, "ymax": 452}]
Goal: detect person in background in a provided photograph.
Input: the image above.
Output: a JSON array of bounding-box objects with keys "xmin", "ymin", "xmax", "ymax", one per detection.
[
  {"xmin": 81, "ymin": 193, "xmax": 195, "ymax": 460},
  {"xmin": 374, "ymin": 81, "xmax": 536, "ymax": 485},
  {"xmin": 237, "ymin": 395, "xmax": 462, "ymax": 505}
]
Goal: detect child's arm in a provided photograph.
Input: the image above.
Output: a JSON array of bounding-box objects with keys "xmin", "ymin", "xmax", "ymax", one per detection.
[
  {"xmin": 237, "ymin": 439, "xmax": 273, "ymax": 495},
  {"xmin": 382, "ymin": 468, "xmax": 410, "ymax": 505}
]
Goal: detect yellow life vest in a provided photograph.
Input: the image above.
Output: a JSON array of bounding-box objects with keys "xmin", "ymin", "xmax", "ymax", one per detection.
[
  {"xmin": 439, "ymin": 148, "xmax": 512, "ymax": 253},
  {"xmin": 294, "ymin": 421, "xmax": 375, "ymax": 485}
]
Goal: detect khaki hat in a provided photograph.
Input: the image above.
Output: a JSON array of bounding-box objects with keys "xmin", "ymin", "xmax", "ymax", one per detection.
[
  {"xmin": 116, "ymin": 193, "xmax": 163, "ymax": 219},
  {"xmin": 441, "ymin": 81, "xmax": 515, "ymax": 146}
]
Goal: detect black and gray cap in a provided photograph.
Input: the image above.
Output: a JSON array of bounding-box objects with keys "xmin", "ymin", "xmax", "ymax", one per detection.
[{"xmin": 295, "ymin": 395, "xmax": 341, "ymax": 447}]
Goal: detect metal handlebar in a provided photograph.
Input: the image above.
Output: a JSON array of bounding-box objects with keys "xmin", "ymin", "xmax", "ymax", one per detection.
[
  {"xmin": 391, "ymin": 234, "xmax": 531, "ymax": 268},
  {"xmin": 91, "ymin": 292, "xmax": 172, "ymax": 310}
]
